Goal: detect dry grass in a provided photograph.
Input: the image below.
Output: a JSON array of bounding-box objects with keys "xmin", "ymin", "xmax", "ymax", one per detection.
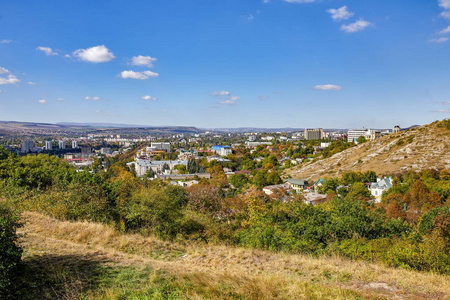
[
  {"xmin": 285, "ymin": 123, "xmax": 450, "ymax": 181},
  {"xmin": 17, "ymin": 211, "xmax": 450, "ymax": 299}
]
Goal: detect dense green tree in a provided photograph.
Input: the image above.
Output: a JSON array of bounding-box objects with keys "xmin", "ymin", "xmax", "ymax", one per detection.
[
  {"xmin": 357, "ymin": 136, "xmax": 367, "ymax": 143},
  {"xmin": 253, "ymin": 170, "xmax": 268, "ymax": 188},
  {"xmin": 348, "ymin": 182, "xmax": 371, "ymax": 198},
  {"xmin": 266, "ymin": 171, "xmax": 282, "ymax": 186},
  {"xmin": 228, "ymin": 173, "xmax": 249, "ymax": 189},
  {"xmin": 125, "ymin": 185, "xmax": 188, "ymax": 237},
  {"xmin": 321, "ymin": 178, "xmax": 340, "ymax": 193},
  {"xmin": 362, "ymin": 171, "xmax": 377, "ymax": 183},
  {"xmin": 0, "ymin": 204, "xmax": 22, "ymax": 299}
]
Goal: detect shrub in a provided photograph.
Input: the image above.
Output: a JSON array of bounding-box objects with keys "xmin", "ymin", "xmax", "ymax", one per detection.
[{"xmin": 0, "ymin": 203, "xmax": 23, "ymax": 299}]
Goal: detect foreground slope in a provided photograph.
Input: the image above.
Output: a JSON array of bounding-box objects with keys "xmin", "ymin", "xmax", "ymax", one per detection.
[
  {"xmin": 17, "ymin": 211, "xmax": 449, "ymax": 299},
  {"xmin": 285, "ymin": 121, "xmax": 450, "ymax": 181}
]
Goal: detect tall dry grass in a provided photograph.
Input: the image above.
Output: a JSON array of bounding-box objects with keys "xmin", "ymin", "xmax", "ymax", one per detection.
[{"xmin": 19, "ymin": 211, "xmax": 450, "ymax": 299}]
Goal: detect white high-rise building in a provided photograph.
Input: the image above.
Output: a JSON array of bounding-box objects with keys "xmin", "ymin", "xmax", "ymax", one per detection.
[
  {"xmin": 72, "ymin": 141, "xmax": 78, "ymax": 148},
  {"xmin": 59, "ymin": 141, "xmax": 65, "ymax": 149},
  {"xmin": 21, "ymin": 140, "xmax": 34, "ymax": 153},
  {"xmin": 45, "ymin": 141, "xmax": 52, "ymax": 150}
]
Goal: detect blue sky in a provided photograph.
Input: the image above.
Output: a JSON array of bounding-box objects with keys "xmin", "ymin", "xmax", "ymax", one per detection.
[{"xmin": 1, "ymin": 0, "xmax": 449, "ymax": 128}]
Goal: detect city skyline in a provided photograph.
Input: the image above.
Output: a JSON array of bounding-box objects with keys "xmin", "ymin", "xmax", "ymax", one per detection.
[{"xmin": 1, "ymin": 0, "xmax": 450, "ymax": 128}]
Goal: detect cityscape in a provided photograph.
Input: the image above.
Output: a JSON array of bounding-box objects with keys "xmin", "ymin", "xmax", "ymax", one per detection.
[{"xmin": 1, "ymin": 1, "xmax": 449, "ymax": 299}]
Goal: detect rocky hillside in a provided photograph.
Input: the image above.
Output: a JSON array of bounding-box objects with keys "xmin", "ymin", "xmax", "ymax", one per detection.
[{"xmin": 285, "ymin": 120, "xmax": 450, "ymax": 181}]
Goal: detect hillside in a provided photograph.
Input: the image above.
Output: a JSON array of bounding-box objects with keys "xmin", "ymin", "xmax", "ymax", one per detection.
[
  {"xmin": 285, "ymin": 120, "xmax": 450, "ymax": 182},
  {"xmin": 17, "ymin": 211, "xmax": 449, "ymax": 299}
]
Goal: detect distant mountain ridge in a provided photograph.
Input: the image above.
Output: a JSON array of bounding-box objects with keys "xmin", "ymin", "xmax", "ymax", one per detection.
[
  {"xmin": 57, "ymin": 122, "xmax": 160, "ymax": 128},
  {"xmin": 0, "ymin": 121, "xmax": 204, "ymax": 135}
]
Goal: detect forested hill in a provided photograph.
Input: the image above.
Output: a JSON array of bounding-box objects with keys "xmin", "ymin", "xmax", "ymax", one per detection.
[{"xmin": 285, "ymin": 120, "xmax": 450, "ymax": 181}]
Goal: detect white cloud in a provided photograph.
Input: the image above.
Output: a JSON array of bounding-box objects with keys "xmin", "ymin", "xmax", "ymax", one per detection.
[
  {"xmin": 441, "ymin": 11, "xmax": 450, "ymax": 19},
  {"xmin": 0, "ymin": 40, "xmax": 12, "ymax": 44},
  {"xmin": 129, "ymin": 55, "xmax": 157, "ymax": 67},
  {"xmin": 120, "ymin": 70, "xmax": 147, "ymax": 80},
  {"xmin": 245, "ymin": 14, "xmax": 254, "ymax": 21},
  {"xmin": 439, "ymin": 0, "xmax": 450, "ymax": 9},
  {"xmin": 258, "ymin": 95, "xmax": 269, "ymax": 100},
  {"xmin": 313, "ymin": 84, "xmax": 342, "ymax": 91},
  {"xmin": 285, "ymin": 0, "xmax": 316, "ymax": 3},
  {"xmin": 0, "ymin": 67, "xmax": 20, "ymax": 85},
  {"xmin": 327, "ymin": 6, "xmax": 354, "ymax": 21},
  {"xmin": 438, "ymin": 25, "xmax": 450, "ymax": 34},
  {"xmin": 57, "ymin": 98, "xmax": 64, "ymax": 102},
  {"xmin": 430, "ymin": 37, "xmax": 449, "ymax": 43},
  {"xmin": 340, "ymin": 19, "xmax": 372, "ymax": 33},
  {"xmin": 230, "ymin": 96, "xmax": 241, "ymax": 100},
  {"xmin": 119, "ymin": 70, "xmax": 159, "ymax": 80},
  {"xmin": 73, "ymin": 45, "xmax": 115, "ymax": 63},
  {"xmin": 84, "ymin": 96, "xmax": 100, "ymax": 100},
  {"xmin": 28, "ymin": 81, "xmax": 36, "ymax": 85},
  {"xmin": 142, "ymin": 70, "xmax": 159, "ymax": 77},
  {"xmin": 219, "ymin": 99, "xmax": 237, "ymax": 105},
  {"xmin": 36, "ymin": 46, "xmax": 58, "ymax": 56},
  {"xmin": 211, "ymin": 90, "xmax": 230, "ymax": 96},
  {"xmin": 38, "ymin": 99, "xmax": 47, "ymax": 104},
  {"xmin": 141, "ymin": 95, "xmax": 157, "ymax": 101},
  {"xmin": 64, "ymin": 54, "xmax": 71, "ymax": 58}
]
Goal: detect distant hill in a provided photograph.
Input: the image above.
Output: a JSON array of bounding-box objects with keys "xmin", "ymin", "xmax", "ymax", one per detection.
[
  {"xmin": 285, "ymin": 120, "xmax": 450, "ymax": 181},
  {"xmin": 57, "ymin": 122, "xmax": 155, "ymax": 128},
  {"xmin": 0, "ymin": 121, "xmax": 204, "ymax": 135}
]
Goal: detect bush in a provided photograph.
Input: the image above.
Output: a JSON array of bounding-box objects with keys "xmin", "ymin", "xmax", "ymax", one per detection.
[{"xmin": 0, "ymin": 203, "xmax": 23, "ymax": 299}]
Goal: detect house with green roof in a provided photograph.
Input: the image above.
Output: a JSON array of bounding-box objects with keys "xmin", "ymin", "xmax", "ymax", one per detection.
[{"xmin": 284, "ymin": 178, "xmax": 309, "ymax": 193}]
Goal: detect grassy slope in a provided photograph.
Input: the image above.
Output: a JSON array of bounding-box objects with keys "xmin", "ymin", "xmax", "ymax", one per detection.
[
  {"xmin": 285, "ymin": 122, "xmax": 450, "ymax": 182},
  {"xmin": 17, "ymin": 211, "xmax": 449, "ymax": 299}
]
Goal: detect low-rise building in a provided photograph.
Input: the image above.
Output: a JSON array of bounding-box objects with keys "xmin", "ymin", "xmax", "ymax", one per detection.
[
  {"xmin": 100, "ymin": 147, "xmax": 112, "ymax": 154},
  {"xmin": 369, "ymin": 177, "xmax": 393, "ymax": 202},
  {"xmin": 284, "ymin": 178, "xmax": 309, "ymax": 193},
  {"xmin": 263, "ymin": 183, "xmax": 291, "ymax": 195},
  {"xmin": 127, "ymin": 158, "xmax": 189, "ymax": 177},
  {"xmin": 347, "ymin": 129, "xmax": 381, "ymax": 143},
  {"xmin": 211, "ymin": 145, "xmax": 232, "ymax": 156},
  {"xmin": 303, "ymin": 192, "xmax": 327, "ymax": 205}
]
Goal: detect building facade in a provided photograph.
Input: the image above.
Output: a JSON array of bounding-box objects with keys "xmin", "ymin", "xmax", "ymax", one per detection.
[
  {"xmin": 347, "ymin": 129, "xmax": 367, "ymax": 143},
  {"xmin": 347, "ymin": 129, "xmax": 381, "ymax": 143},
  {"xmin": 304, "ymin": 128, "xmax": 323, "ymax": 140},
  {"xmin": 150, "ymin": 142, "xmax": 171, "ymax": 153},
  {"xmin": 21, "ymin": 140, "xmax": 34, "ymax": 153},
  {"xmin": 45, "ymin": 141, "xmax": 52, "ymax": 150}
]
